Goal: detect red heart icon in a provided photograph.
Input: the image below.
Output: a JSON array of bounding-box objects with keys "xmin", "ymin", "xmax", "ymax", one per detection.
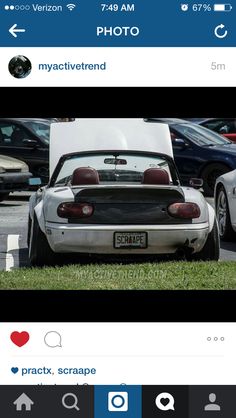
[{"xmin": 10, "ymin": 331, "xmax": 30, "ymax": 347}]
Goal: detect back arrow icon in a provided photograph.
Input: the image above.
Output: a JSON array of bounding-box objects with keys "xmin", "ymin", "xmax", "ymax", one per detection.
[{"xmin": 9, "ymin": 24, "xmax": 26, "ymax": 38}]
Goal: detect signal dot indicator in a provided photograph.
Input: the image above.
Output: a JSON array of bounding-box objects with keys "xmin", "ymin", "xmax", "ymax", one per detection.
[{"xmin": 5, "ymin": 4, "xmax": 15, "ymax": 9}]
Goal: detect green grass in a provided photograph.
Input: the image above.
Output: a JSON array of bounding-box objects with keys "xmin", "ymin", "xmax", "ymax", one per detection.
[{"xmin": 0, "ymin": 261, "xmax": 236, "ymax": 289}]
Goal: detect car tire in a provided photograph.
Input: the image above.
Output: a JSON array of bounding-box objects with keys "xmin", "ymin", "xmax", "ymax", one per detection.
[
  {"xmin": 187, "ymin": 219, "xmax": 220, "ymax": 261},
  {"xmin": 216, "ymin": 186, "xmax": 236, "ymax": 241},
  {"xmin": 201, "ymin": 163, "xmax": 229, "ymax": 197},
  {"xmin": 0, "ymin": 193, "xmax": 10, "ymax": 202},
  {"xmin": 29, "ymin": 213, "xmax": 57, "ymax": 266},
  {"xmin": 27, "ymin": 215, "xmax": 32, "ymax": 248}
]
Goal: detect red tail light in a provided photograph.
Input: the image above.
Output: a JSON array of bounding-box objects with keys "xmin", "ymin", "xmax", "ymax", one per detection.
[
  {"xmin": 57, "ymin": 202, "xmax": 94, "ymax": 218},
  {"xmin": 168, "ymin": 202, "xmax": 200, "ymax": 219}
]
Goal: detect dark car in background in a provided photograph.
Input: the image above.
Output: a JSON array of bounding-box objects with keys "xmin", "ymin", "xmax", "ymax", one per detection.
[
  {"xmin": 197, "ymin": 118, "xmax": 236, "ymax": 143},
  {"xmin": 0, "ymin": 118, "xmax": 52, "ymax": 184},
  {"xmin": 148, "ymin": 119, "xmax": 236, "ymax": 196}
]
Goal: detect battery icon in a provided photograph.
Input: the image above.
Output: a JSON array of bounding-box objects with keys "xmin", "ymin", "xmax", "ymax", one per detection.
[{"xmin": 213, "ymin": 4, "xmax": 232, "ymax": 11}]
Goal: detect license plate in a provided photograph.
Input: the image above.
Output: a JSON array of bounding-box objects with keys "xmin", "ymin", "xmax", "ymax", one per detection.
[
  {"xmin": 29, "ymin": 177, "xmax": 42, "ymax": 186},
  {"xmin": 114, "ymin": 232, "xmax": 147, "ymax": 249}
]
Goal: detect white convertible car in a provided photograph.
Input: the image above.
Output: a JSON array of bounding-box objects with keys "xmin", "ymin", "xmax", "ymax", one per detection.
[
  {"xmin": 215, "ymin": 170, "xmax": 236, "ymax": 240},
  {"xmin": 28, "ymin": 119, "xmax": 219, "ymax": 266}
]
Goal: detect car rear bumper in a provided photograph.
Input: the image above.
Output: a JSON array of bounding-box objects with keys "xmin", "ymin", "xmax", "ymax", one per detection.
[
  {"xmin": 45, "ymin": 222, "xmax": 209, "ymax": 255},
  {"xmin": 0, "ymin": 172, "xmax": 31, "ymax": 192}
]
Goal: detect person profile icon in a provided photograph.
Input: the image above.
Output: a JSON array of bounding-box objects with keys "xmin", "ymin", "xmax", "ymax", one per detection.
[{"xmin": 204, "ymin": 393, "xmax": 221, "ymax": 411}]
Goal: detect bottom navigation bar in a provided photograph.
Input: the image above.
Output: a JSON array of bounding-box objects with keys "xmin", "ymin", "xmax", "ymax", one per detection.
[{"xmin": 1, "ymin": 385, "xmax": 234, "ymax": 417}]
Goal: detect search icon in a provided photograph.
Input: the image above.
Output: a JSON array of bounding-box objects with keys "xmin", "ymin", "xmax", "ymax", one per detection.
[{"xmin": 62, "ymin": 393, "xmax": 80, "ymax": 411}]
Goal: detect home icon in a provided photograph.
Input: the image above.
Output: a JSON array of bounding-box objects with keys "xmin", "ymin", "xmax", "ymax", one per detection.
[{"xmin": 13, "ymin": 393, "xmax": 34, "ymax": 411}]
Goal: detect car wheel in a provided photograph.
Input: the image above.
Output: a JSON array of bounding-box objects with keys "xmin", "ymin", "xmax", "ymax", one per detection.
[
  {"xmin": 187, "ymin": 219, "xmax": 220, "ymax": 261},
  {"xmin": 29, "ymin": 213, "xmax": 57, "ymax": 266},
  {"xmin": 0, "ymin": 193, "xmax": 10, "ymax": 202},
  {"xmin": 201, "ymin": 163, "xmax": 229, "ymax": 197},
  {"xmin": 216, "ymin": 186, "xmax": 235, "ymax": 241},
  {"xmin": 27, "ymin": 215, "xmax": 32, "ymax": 248}
]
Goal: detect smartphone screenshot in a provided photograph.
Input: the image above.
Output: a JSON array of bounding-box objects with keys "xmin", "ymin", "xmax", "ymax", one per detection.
[{"xmin": 0, "ymin": 1, "xmax": 236, "ymax": 417}]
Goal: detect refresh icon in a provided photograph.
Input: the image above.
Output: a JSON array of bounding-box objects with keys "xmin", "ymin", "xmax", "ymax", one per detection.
[{"xmin": 214, "ymin": 24, "xmax": 228, "ymax": 39}]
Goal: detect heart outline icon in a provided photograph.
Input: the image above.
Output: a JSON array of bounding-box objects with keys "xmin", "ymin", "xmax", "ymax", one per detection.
[{"xmin": 10, "ymin": 331, "xmax": 30, "ymax": 347}]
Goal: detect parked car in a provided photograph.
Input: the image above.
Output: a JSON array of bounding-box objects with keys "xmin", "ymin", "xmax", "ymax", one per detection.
[
  {"xmin": 28, "ymin": 118, "xmax": 219, "ymax": 266},
  {"xmin": 0, "ymin": 154, "xmax": 31, "ymax": 202},
  {"xmin": 148, "ymin": 118, "xmax": 236, "ymax": 196},
  {"xmin": 0, "ymin": 118, "xmax": 52, "ymax": 184},
  {"xmin": 215, "ymin": 170, "xmax": 236, "ymax": 240},
  {"xmin": 198, "ymin": 118, "xmax": 236, "ymax": 143}
]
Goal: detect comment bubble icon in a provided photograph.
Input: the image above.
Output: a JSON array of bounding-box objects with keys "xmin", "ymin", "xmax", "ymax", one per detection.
[
  {"xmin": 44, "ymin": 331, "xmax": 62, "ymax": 348},
  {"xmin": 155, "ymin": 392, "xmax": 175, "ymax": 411}
]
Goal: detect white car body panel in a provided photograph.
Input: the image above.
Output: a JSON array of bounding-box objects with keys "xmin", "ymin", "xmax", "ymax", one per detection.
[
  {"xmin": 41, "ymin": 185, "xmax": 209, "ymax": 226},
  {"xmin": 215, "ymin": 169, "xmax": 236, "ymax": 231},
  {"xmin": 179, "ymin": 186, "xmax": 215, "ymax": 232},
  {"xmin": 50, "ymin": 119, "xmax": 173, "ymax": 175},
  {"xmin": 30, "ymin": 184, "xmax": 211, "ymax": 255},
  {"xmin": 45, "ymin": 221, "xmax": 209, "ymax": 255}
]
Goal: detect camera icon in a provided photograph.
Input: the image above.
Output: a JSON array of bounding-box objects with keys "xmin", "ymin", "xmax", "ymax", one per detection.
[
  {"xmin": 181, "ymin": 4, "xmax": 189, "ymax": 11},
  {"xmin": 108, "ymin": 392, "xmax": 128, "ymax": 412}
]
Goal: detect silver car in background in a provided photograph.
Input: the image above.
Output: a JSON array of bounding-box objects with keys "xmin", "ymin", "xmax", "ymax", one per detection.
[
  {"xmin": 0, "ymin": 155, "xmax": 31, "ymax": 202},
  {"xmin": 215, "ymin": 170, "xmax": 236, "ymax": 240}
]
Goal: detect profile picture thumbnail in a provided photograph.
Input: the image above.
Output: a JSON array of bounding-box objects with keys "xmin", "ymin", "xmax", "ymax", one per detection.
[{"xmin": 8, "ymin": 55, "xmax": 32, "ymax": 79}]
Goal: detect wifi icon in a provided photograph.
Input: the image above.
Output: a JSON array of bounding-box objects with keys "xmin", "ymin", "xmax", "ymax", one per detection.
[{"xmin": 66, "ymin": 3, "xmax": 76, "ymax": 10}]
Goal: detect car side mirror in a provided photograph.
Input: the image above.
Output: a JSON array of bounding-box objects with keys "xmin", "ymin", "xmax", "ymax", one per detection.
[
  {"xmin": 189, "ymin": 178, "xmax": 203, "ymax": 189},
  {"xmin": 172, "ymin": 138, "xmax": 189, "ymax": 149},
  {"xmin": 22, "ymin": 139, "xmax": 38, "ymax": 147}
]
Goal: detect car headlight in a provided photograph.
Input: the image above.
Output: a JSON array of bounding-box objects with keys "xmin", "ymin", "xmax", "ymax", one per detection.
[
  {"xmin": 21, "ymin": 164, "xmax": 29, "ymax": 173},
  {"xmin": 0, "ymin": 167, "xmax": 6, "ymax": 173}
]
